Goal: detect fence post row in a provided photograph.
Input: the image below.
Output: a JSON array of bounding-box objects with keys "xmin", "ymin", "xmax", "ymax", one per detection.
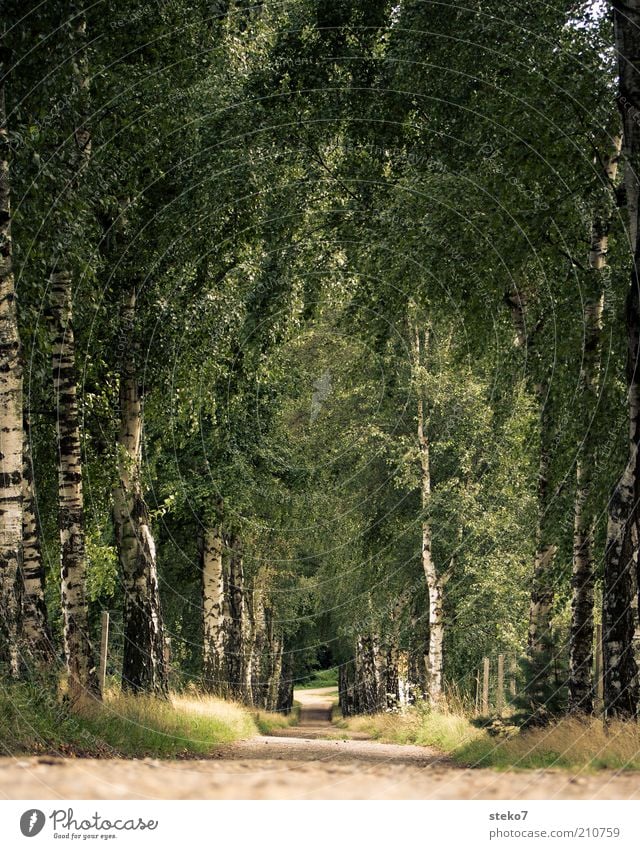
[{"xmin": 475, "ymin": 637, "xmax": 605, "ymax": 717}]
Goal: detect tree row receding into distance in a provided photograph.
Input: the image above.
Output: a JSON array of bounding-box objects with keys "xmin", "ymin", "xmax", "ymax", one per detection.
[{"xmin": 2, "ymin": 0, "xmax": 640, "ymax": 727}]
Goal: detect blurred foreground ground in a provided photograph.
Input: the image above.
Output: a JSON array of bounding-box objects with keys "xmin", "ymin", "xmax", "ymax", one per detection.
[{"xmin": 1, "ymin": 688, "xmax": 638, "ymax": 800}]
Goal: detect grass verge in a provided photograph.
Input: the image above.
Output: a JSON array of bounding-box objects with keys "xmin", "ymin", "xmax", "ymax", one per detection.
[
  {"xmin": 339, "ymin": 708, "xmax": 640, "ymax": 771},
  {"xmin": 254, "ymin": 702, "xmax": 301, "ymax": 734},
  {"xmin": 0, "ymin": 682, "xmax": 257, "ymax": 758}
]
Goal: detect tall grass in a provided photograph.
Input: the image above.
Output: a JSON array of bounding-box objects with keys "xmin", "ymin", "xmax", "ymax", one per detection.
[
  {"xmin": 0, "ymin": 682, "xmax": 257, "ymax": 758},
  {"xmin": 339, "ymin": 704, "xmax": 482, "ymax": 752},
  {"xmin": 461, "ymin": 717, "xmax": 640, "ymax": 771},
  {"xmin": 340, "ymin": 705, "xmax": 640, "ymax": 771},
  {"xmin": 253, "ymin": 702, "xmax": 301, "ymax": 734}
]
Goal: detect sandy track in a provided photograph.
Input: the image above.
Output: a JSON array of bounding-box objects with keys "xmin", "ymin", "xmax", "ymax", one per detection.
[
  {"xmin": 1, "ymin": 688, "xmax": 639, "ymax": 800},
  {"xmin": 2, "ymin": 753, "xmax": 639, "ymax": 800}
]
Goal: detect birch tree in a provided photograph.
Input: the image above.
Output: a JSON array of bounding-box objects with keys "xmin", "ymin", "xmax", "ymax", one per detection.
[
  {"xmin": 49, "ymin": 270, "xmax": 99, "ymax": 700},
  {"xmin": 0, "ymin": 47, "xmax": 22, "ymax": 677},
  {"xmin": 48, "ymin": 12, "xmax": 99, "ymax": 702},
  {"xmin": 201, "ymin": 515, "xmax": 226, "ymax": 695},
  {"xmin": 20, "ymin": 415, "xmax": 53, "ymax": 661},
  {"xmin": 411, "ymin": 319, "xmax": 448, "ymax": 705},
  {"xmin": 226, "ymin": 534, "xmax": 247, "ymax": 702},
  {"xmin": 568, "ymin": 135, "xmax": 621, "ymax": 713},
  {"xmin": 113, "ymin": 292, "xmax": 167, "ymax": 696},
  {"xmin": 602, "ymin": 0, "xmax": 640, "ymax": 718}
]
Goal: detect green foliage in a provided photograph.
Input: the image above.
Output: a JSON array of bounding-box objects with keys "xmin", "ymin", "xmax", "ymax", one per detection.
[
  {"xmin": 296, "ymin": 668, "xmax": 339, "ymax": 689},
  {"xmin": 85, "ymin": 530, "xmax": 119, "ymax": 603},
  {"xmin": 2, "ymin": 0, "xmax": 632, "ymax": 728},
  {"xmin": 513, "ymin": 643, "xmax": 569, "ymax": 727}
]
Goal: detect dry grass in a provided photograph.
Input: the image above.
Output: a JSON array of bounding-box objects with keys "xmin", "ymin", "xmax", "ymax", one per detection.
[
  {"xmin": 0, "ymin": 682, "xmax": 257, "ymax": 758},
  {"xmin": 339, "ymin": 704, "xmax": 482, "ymax": 751},
  {"xmin": 465, "ymin": 717, "xmax": 640, "ymax": 771},
  {"xmin": 78, "ymin": 691, "xmax": 257, "ymax": 756},
  {"xmin": 254, "ymin": 702, "xmax": 301, "ymax": 734},
  {"xmin": 340, "ymin": 706, "xmax": 640, "ymax": 771}
]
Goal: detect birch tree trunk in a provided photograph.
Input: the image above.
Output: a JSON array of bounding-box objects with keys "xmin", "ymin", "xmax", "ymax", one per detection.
[
  {"xmin": 226, "ymin": 535, "xmax": 246, "ymax": 701},
  {"xmin": 602, "ymin": 0, "xmax": 640, "ymax": 718},
  {"xmin": 413, "ymin": 323, "xmax": 445, "ymax": 704},
  {"xmin": 0, "ymin": 61, "xmax": 22, "ymax": 677},
  {"xmin": 339, "ymin": 660, "xmax": 356, "ymax": 717},
  {"xmin": 20, "ymin": 414, "xmax": 53, "ymax": 661},
  {"xmin": 407, "ymin": 605, "xmax": 428, "ymax": 702},
  {"xmin": 505, "ymin": 287, "xmax": 558, "ymax": 716},
  {"xmin": 264, "ymin": 612, "xmax": 283, "ymax": 711},
  {"xmin": 525, "ymin": 395, "xmax": 558, "ymax": 721},
  {"xmin": 201, "ymin": 522, "xmax": 226, "ymax": 695},
  {"xmin": 527, "ymin": 411, "xmax": 556, "ymax": 659},
  {"xmin": 113, "ymin": 294, "xmax": 167, "ymax": 696},
  {"xmin": 383, "ymin": 645, "xmax": 399, "ymax": 709},
  {"xmin": 49, "ymin": 272, "xmax": 99, "ymax": 701},
  {"xmin": 45, "ymin": 11, "xmax": 99, "ymax": 701},
  {"xmin": 382, "ymin": 597, "xmax": 405, "ymax": 709},
  {"xmin": 569, "ymin": 453, "xmax": 597, "ymax": 712},
  {"xmin": 277, "ymin": 648, "xmax": 294, "ymax": 714},
  {"xmin": 355, "ymin": 634, "xmax": 380, "ymax": 713},
  {"xmin": 569, "ymin": 136, "xmax": 621, "ymax": 713},
  {"xmin": 242, "ymin": 589, "xmax": 255, "ymax": 705},
  {"xmin": 250, "ymin": 587, "xmax": 266, "ymax": 707}
]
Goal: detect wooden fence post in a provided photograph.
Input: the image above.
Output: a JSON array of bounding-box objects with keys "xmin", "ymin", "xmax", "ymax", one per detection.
[
  {"xmin": 510, "ymin": 655, "xmax": 517, "ymax": 698},
  {"xmin": 482, "ymin": 656, "xmax": 490, "ymax": 714},
  {"xmin": 595, "ymin": 622, "xmax": 603, "ymax": 715},
  {"xmin": 497, "ymin": 654, "xmax": 504, "ymax": 716},
  {"xmin": 475, "ymin": 668, "xmax": 481, "ymax": 715},
  {"xmin": 99, "ymin": 611, "xmax": 109, "ymax": 695}
]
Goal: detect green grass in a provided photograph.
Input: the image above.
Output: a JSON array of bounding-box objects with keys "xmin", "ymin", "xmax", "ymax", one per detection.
[
  {"xmin": 253, "ymin": 702, "xmax": 301, "ymax": 734},
  {"xmin": 338, "ymin": 706, "xmax": 479, "ymax": 751},
  {"xmin": 0, "ymin": 682, "xmax": 257, "ymax": 758},
  {"xmin": 295, "ymin": 668, "xmax": 338, "ymax": 689},
  {"xmin": 339, "ymin": 707, "xmax": 640, "ymax": 771}
]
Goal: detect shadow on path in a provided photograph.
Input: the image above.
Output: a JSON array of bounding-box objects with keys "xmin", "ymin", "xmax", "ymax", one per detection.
[
  {"xmin": 221, "ymin": 686, "xmax": 447, "ymax": 766},
  {"xmin": 3, "ymin": 687, "xmax": 636, "ymax": 798}
]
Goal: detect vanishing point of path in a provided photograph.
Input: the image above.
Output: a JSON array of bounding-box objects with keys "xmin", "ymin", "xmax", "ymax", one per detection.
[{"xmin": 1, "ymin": 688, "xmax": 639, "ymax": 800}]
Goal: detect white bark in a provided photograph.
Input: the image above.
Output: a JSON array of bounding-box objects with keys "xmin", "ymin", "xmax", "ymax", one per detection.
[
  {"xmin": 202, "ymin": 524, "xmax": 226, "ymax": 694},
  {"xmin": 113, "ymin": 292, "xmax": 167, "ymax": 696},
  {"xmin": 49, "ymin": 271, "xmax": 99, "ymax": 700},
  {"xmin": 355, "ymin": 634, "xmax": 380, "ymax": 713},
  {"xmin": 20, "ymin": 415, "xmax": 53, "ymax": 660},
  {"xmin": 413, "ymin": 323, "xmax": 445, "ymax": 705},
  {"xmin": 44, "ymin": 11, "xmax": 100, "ymax": 701},
  {"xmin": 0, "ymin": 70, "xmax": 22, "ymax": 676},
  {"xmin": 602, "ymin": 1, "xmax": 640, "ymax": 717},
  {"xmin": 249, "ymin": 583, "xmax": 266, "ymax": 706},
  {"xmin": 266, "ymin": 629, "xmax": 283, "ymax": 711},
  {"xmin": 227, "ymin": 536, "xmax": 246, "ymax": 701},
  {"xmin": 569, "ymin": 138, "xmax": 620, "ymax": 713}
]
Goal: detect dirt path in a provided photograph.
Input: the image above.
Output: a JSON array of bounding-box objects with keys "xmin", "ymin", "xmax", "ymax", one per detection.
[
  {"xmin": 229, "ymin": 687, "xmax": 445, "ymax": 763},
  {"xmin": 1, "ymin": 688, "xmax": 639, "ymax": 800}
]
